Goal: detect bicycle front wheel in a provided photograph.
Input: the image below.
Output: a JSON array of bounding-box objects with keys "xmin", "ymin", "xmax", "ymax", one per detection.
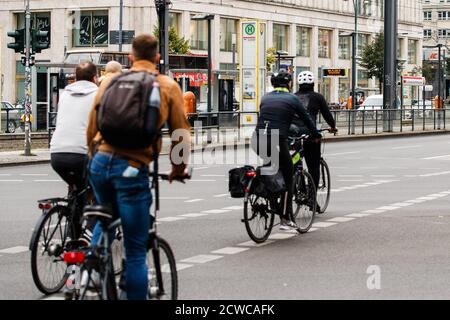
[
  {"xmin": 317, "ymin": 159, "xmax": 331, "ymax": 214},
  {"xmin": 148, "ymin": 237, "xmax": 178, "ymax": 300},
  {"xmin": 292, "ymin": 171, "xmax": 316, "ymax": 234},
  {"xmin": 30, "ymin": 205, "xmax": 73, "ymax": 294},
  {"xmin": 243, "ymin": 194, "xmax": 275, "ymax": 243}
]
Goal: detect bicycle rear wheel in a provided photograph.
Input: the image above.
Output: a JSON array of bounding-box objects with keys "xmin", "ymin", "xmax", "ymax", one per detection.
[
  {"xmin": 148, "ymin": 237, "xmax": 178, "ymax": 300},
  {"xmin": 243, "ymin": 194, "xmax": 275, "ymax": 243},
  {"xmin": 292, "ymin": 171, "xmax": 316, "ymax": 234},
  {"xmin": 317, "ymin": 158, "xmax": 331, "ymax": 214},
  {"xmin": 30, "ymin": 205, "xmax": 73, "ymax": 294}
]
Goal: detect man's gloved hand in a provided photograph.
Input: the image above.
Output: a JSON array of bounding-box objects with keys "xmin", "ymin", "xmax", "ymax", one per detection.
[{"xmin": 329, "ymin": 127, "xmax": 338, "ymax": 134}]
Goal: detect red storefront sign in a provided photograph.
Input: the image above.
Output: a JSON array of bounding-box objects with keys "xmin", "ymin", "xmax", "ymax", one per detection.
[{"xmin": 173, "ymin": 72, "xmax": 209, "ymax": 87}]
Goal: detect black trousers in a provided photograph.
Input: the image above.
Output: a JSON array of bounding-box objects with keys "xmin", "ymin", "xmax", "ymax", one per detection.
[
  {"xmin": 51, "ymin": 153, "xmax": 95, "ymax": 240},
  {"xmin": 252, "ymin": 132, "xmax": 293, "ymax": 219},
  {"xmin": 303, "ymin": 140, "xmax": 321, "ymax": 192}
]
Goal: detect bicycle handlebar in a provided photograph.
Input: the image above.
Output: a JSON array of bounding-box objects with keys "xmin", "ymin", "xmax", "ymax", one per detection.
[{"xmin": 150, "ymin": 167, "xmax": 193, "ymax": 183}]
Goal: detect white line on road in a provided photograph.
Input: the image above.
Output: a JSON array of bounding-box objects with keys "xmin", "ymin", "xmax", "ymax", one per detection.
[
  {"xmin": 201, "ymin": 209, "xmax": 231, "ymax": 214},
  {"xmin": 0, "ymin": 180, "xmax": 24, "ymax": 182},
  {"xmin": 420, "ymin": 171, "xmax": 450, "ymax": 177},
  {"xmin": 33, "ymin": 180, "xmax": 63, "ymax": 182},
  {"xmin": 0, "ymin": 246, "xmax": 28, "ymax": 254},
  {"xmin": 362, "ymin": 209, "xmax": 386, "ymax": 214},
  {"xmin": 190, "ymin": 179, "xmax": 217, "ymax": 182},
  {"xmin": 327, "ymin": 217, "xmax": 355, "ymax": 223},
  {"xmin": 221, "ymin": 206, "xmax": 243, "ymax": 211},
  {"xmin": 201, "ymin": 174, "xmax": 226, "ymax": 177},
  {"xmin": 327, "ymin": 151, "xmax": 361, "ymax": 156},
  {"xmin": 338, "ymin": 175, "xmax": 364, "ymax": 178},
  {"xmin": 214, "ymin": 194, "xmax": 229, "ymax": 198},
  {"xmin": 174, "ymin": 263, "xmax": 194, "ymax": 272},
  {"xmin": 376, "ymin": 206, "xmax": 400, "ymax": 211},
  {"xmin": 184, "ymin": 199, "xmax": 204, "ymax": 203},
  {"xmin": 20, "ymin": 174, "xmax": 49, "ymax": 176},
  {"xmin": 194, "ymin": 167, "xmax": 210, "ymax": 170},
  {"xmin": 392, "ymin": 145, "xmax": 422, "ymax": 150},
  {"xmin": 346, "ymin": 213, "xmax": 371, "ymax": 218},
  {"xmin": 161, "ymin": 197, "xmax": 189, "ymax": 200},
  {"xmin": 0, "ymin": 174, "xmax": 12, "ymax": 176},
  {"xmin": 181, "ymin": 254, "xmax": 223, "ymax": 264},
  {"xmin": 238, "ymin": 240, "xmax": 274, "ymax": 247},
  {"xmin": 423, "ymin": 155, "xmax": 450, "ymax": 160},
  {"xmin": 158, "ymin": 217, "xmax": 187, "ymax": 222},
  {"xmin": 211, "ymin": 247, "xmax": 250, "ymax": 255},
  {"xmin": 180, "ymin": 213, "xmax": 208, "ymax": 218},
  {"xmin": 312, "ymin": 222, "xmax": 337, "ymax": 228},
  {"xmin": 268, "ymin": 233, "xmax": 296, "ymax": 240}
]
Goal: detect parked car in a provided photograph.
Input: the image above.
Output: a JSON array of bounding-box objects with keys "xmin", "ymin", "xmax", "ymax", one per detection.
[
  {"xmin": 411, "ymin": 100, "xmax": 434, "ymax": 118},
  {"xmin": 357, "ymin": 95, "xmax": 401, "ymax": 120},
  {"xmin": 1, "ymin": 101, "xmax": 23, "ymax": 133}
]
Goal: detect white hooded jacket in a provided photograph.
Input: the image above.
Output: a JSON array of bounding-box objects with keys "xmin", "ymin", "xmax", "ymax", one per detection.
[{"xmin": 50, "ymin": 80, "xmax": 98, "ymax": 154}]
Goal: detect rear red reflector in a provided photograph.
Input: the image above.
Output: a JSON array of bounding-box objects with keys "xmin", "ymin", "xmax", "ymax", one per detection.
[
  {"xmin": 64, "ymin": 252, "xmax": 85, "ymax": 264},
  {"xmin": 38, "ymin": 203, "xmax": 52, "ymax": 210},
  {"xmin": 246, "ymin": 171, "xmax": 257, "ymax": 178}
]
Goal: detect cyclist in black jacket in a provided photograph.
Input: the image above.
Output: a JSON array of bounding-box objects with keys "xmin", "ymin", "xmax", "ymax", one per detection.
[
  {"xmin": 294, "ymin": 71, "xmax": 338, "ymax": 212},
  {"xmin": 253, "ymin": 69, "xmax": 321, "ymax": 231}
]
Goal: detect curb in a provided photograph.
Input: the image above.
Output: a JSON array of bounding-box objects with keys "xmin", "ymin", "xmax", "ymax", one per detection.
[{"xmin": 1, "ymin": 130, "xmax": 449, "ymax": 167}]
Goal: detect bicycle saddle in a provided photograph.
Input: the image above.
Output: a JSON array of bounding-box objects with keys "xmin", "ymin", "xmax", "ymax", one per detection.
[{"xmin": 83, "ymin": 205, "xmax": 113, "ymax": 220}]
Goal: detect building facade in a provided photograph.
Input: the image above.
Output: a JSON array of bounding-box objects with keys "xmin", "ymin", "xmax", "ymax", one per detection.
[{"xmin": 0, "ymin": 0, "xmax": 423, "ymax": 113}]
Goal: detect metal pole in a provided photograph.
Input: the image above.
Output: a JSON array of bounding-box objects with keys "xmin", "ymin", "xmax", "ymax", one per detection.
[
  {"xmin": 438, "ymin": 44, "xmax": 442, "ymax": 129},
  {"xmin": 207, "ymin": 18, "xmax": 212, "ymax": 143},
  {"xmin": 24, "ymin": 0, "xmax": 32, "ymax": 156},
  {"xmin": 383, "ymin": 0, "xmax": 397, "ymax": 132},
  {"xmin": 119, "ymin": 0, "xmax": 123, "ymax": 52},
  {"xmin": 350, "ymin": 0, "xmax": 358, "ymax": 134},
  {"xmin": 156, "ymin": 0, "xmax": 170, "ymax": 75},
  {"xmin": 232, "ymin": 34, "xmax": 236, "ymax": 109}
]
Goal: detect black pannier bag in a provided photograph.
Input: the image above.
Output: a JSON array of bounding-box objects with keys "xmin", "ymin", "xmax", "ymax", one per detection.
[
  {"xmin": 228, "ymin": 166, "xmax": 255, "ymax": 198},
  {"xmin": 252, "ymin": 167, "xmax": 286, "ymax": 198}
]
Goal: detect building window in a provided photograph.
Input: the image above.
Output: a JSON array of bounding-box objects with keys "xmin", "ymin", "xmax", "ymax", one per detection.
[
  {"xmin": 423, "ymin": 11, "xmax": 432, "ymax": 21},
  {"xmin": 169, "ymin": 12, "xmax": 181, "ymax": 33},
  {"xmin": 296, "ymin": 26, "xmax": 310, "ymax": 57},
  {"xmin": 273, "ymin": 24, "xmax": 289, "ymax": 52},
  {"xmin": 357, "ymin": 34, "xmax": 369, "ymax": 56},
  {"xmin": 190, "ymin": 17, "xmax": 208, "ymax": 50},
  {"xmin": 408, "ymin": 40, "xmax": 417, "ymax": 64},
  {"xmin": 318, "ymin": 29, "xmax": 331, "ymax": 58},
  {"xmin": 17, "ymin": 12, "xmax": 51, "ymax": 47},
  {"xmin": 424, "ymin": 29, "xmax": 432, "ymax": 39},
  {"xmin": 357, "ymin": 69, "xmax": 369, "ymax": 88},
  {"xmin": 220, "ymin": 18, "xmax": 237, "ymax": 52},
  {"xmin": 339, "ymin": 36, "xmax": 351, "ymax": 60},
  {"xmin": 72, "ymin": 10, "xmax": 109, "ymax": 47}
]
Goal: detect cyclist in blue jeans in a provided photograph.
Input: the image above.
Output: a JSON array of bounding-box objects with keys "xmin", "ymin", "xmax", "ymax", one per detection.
[{"xmin": 86, "ymin": 35, "xmax": 191, "ymax": 300}]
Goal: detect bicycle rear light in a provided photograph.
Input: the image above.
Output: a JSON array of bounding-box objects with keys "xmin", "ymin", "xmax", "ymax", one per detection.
[
  {"xmin": 64, "ymin": 252, "xmax": 85, "ymax": 264},
  {"xmin": 38, "ymin": 202, "xmax": 52, "ymax": 210},
  {"xmin": 246, "ymin": 171, "xmax": 257, "ymax": 178}
]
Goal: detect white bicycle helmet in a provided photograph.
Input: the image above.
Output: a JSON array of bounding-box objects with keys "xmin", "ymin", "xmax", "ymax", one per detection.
[{"xmin": 297, "ymin": 71, "xmax": 315, "ymax": 85}]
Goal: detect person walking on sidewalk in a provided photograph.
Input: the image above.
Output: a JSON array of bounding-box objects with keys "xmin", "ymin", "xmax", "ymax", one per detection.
[
  {"xmin": 86, "ymin": 34, "xmax": 191, "ymax": 300},
  {"xmin": 50, "ymin": 61, "xmax": 99, "ymax": 245}
]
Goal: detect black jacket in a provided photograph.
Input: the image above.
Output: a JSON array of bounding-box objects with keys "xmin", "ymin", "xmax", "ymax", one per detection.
[
  {"xmin": 293, "ymin": 85, "xmax": 336, "ymax": 133},
  {"xmin": 256, "ymin": 90, "xmax": 320, "ymax": 138}
]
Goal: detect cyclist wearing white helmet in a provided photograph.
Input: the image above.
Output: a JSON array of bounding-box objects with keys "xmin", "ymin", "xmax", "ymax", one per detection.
[{"xmin": 293, "ymin": 71, "xmax": 338, "ymax": 213}]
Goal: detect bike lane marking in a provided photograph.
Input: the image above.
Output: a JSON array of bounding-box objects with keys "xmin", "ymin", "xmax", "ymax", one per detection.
[{"xmin": 0, "ymin": 246, "xmax": 28, "ymax": 254}]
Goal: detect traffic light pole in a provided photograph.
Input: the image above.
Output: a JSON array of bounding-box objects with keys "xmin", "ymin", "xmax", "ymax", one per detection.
[{"xmin": 24, "ymin": 0, "xmax": 32, "ymax": 156}]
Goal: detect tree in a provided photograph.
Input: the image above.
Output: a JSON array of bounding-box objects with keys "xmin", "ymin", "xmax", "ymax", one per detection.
[
  {"xmin": 153, "ymin": 25, "xmax": 190, "ymax": 55},
  {"xmin": 358, "ymin": 33, "xmax": 384, "ymax": 93},
  {"xmin": 266, "ymin": 47, "xmax": 277, "ymax": 72}
]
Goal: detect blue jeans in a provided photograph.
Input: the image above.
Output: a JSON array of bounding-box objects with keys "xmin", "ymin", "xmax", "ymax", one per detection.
[{"xmin": 89, "ymin": 152, "xmax": 152, "ymax": 300}]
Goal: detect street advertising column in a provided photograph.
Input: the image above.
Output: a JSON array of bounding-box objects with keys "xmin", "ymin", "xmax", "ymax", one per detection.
[{"xmin": 240, "ymin": 20, "xmax": 266, "ymax": 136}]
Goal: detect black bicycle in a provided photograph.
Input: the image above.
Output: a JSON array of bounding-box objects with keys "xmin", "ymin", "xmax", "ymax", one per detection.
[
  {"xmin": 316, "ymin": 128, "xmax": 334, "ymax": 214},
  {"xmin": 64, "ymin": 165, "xmax": 191, "ymax": 300},
  {"xmin": 241, "ymin": 134, "xmax": 317, "ymax": 243},
  {"xmin": 29, "ymin": 185, "xmax": 124, "ymax": 296}
]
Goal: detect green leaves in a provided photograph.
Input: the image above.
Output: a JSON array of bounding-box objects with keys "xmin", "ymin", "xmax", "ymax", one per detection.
[
  {"xmin": 153, "ymin": 25, "xmax": 190, "ymax": 55},
  {"xmin": 358, "ymin": 33, "xmax": 384, "ymax": 92}
]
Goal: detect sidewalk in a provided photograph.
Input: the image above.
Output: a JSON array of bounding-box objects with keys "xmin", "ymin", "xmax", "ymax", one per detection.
[{"xmin": 1, "ymin": 129, "xmax": 449, "ymax": 167}]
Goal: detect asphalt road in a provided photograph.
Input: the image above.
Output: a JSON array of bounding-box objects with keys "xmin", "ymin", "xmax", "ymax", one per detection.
[{"xmin": 0, "ymin": 134, "xmax": 450, "ymax": 300}]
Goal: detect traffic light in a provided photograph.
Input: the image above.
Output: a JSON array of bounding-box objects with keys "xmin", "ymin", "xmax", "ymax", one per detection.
[
  {"xmin": 31, "ymin": 29, "xmax": 49, "ymax": 53},
  {"xmin": 7, "ymin": 29, "xmax": 25, "ymax": 53}
]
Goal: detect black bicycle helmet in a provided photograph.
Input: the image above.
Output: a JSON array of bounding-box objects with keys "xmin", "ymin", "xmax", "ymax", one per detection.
[{"xmin": 271, "ymin": 69, "xmax": 292, "ymax": 88}]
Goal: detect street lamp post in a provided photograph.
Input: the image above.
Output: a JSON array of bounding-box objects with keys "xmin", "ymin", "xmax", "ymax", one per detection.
[
  {"xmin": 119, "ymin": 0, "xmax": 123, "ymax": 52},
  {"xmin": 24, "ymin": 0, "xmax": 32, "ymax": 156},
  {"xmin": 155, "ymin": 0, "xmax": 171, "ymax": 75},
  {"xmin": 192, "ymin": 14, "xmax": 215, "ymax": 144}
]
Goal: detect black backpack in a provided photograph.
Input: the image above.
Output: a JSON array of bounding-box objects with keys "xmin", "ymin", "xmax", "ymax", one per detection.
[{"xmin": 96, "ymin": 71, "xmax": 160, "ymax": 149}]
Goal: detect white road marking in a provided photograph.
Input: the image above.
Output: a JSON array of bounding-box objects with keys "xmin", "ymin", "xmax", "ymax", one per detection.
[
  {"xmin": 237, "ymin": 240, "xmax": 274, "ymax": 247},
  {"xmin": 194, "ymin": 167, "xmax": 210, "ymax": 170},
  {"xmin": 346, "ymin": 213, "xmax": 371, "ymax": 218},
  {"xmin": 221, "ymin": 206, "xmax": 243, "ymax": 210},
  {"xmin": 371, "ymin": 175, "xmax": 396, "ymax": 178},
  {"xmin": 42, "ymin": 296, "xmax": 65, "ymax": 300},
  {"xmin": 174, "ymin": 263, "xmax": 194, "ymax": 272},
  {"xmin": 327, "ymin": 217, "xmax": 355, "ymax": 223},
  {"xmin": 20, "ymin": 173, "xmax": 48, "ymax": 176},
  {"xmin": 268, "ymin": 233, "xmax": 296, "ymax": 240},
  {"xmin": 0, "ymin": 174, "xmax": 12, "ymax": 176},
  {"xmin": 184, "ymin": 199, "xmax": 204, "ymax": 203},
  {"xmin": 392, "ymin": 145, "xmax": 421, "ymax": 150},
  {"xmin": 377, "ymin": 206, "xmax": 400, "ymax": 211},
  {"xmin": 181, "ymin": 254, "xmax": 223, "ymax": 264},
  {"xmin": 0, "ymin": 246, "xmax": 28, "ymax": 254},
  {"xmin": 201, "ymin": 174, "xmax": 225, "ymax": 177},
  {"xmin": 211, "ymin": 247, "xmax": 250, "ymax": 255},
  {"xmin": 389, "ymin": 202, "xmax": 414, "ymax": 207},
  {"xmin": 312, "ymin": 222, "xmax": 337, "ymax": 228},
  {"xmin": 423, "ymin": 155, "xmax": 450, "ymax": 160},
  {"xmin": 202, "ymin": 209, "xmax": 231, "ymax": 214},
  {"xmin": 420, "ymin": 171, "xmax": 450, "ymax": 177},
  {"xmin": 190, "ymin": 179, "xmax": 217, "ymax": 182},
  {"xmin": 34, "ymin": 180, "xmax": 63, "ymax": 182},
  {"xmin": 362, "ymin": 209, "xmax": 386, "ymax": 214},
  {"xmin": 337, "ymin": 179, "xmax": 364, "ymax": 182},
  {"xmin": 214, "ymin": 194, "xmax": 229, "ymax": 198},
  {"xmin": 327, "ymin": 151, "xmax": 361, "ymax": 156},
  {"xmin": 338, "ymin": 175, "xmax": 364, "ymax": 178},
  {"xmin": 180, "ymin": 213, "xmax": 208, "ymax": 218},
  {"xmin": 161, "ymin": 197, "xmax": 189, "ymax": 200},
  {"xmin": 308, "ymin": 228, "xmax": 318, "ymax": 232},
  {"xmin": 158, "ymin": 217, "xmax": 186, "ymax": 222},
  {"xmin": 417, "ymin": 196, "xmax": 438, "ymax": 201},
  {"xmin": 406, "ymin": 199, "xmax": 426, "ymax": 204},
  {"xmin": 0, "ymin": 180, "xmax": 24, "ymax": 182}
]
